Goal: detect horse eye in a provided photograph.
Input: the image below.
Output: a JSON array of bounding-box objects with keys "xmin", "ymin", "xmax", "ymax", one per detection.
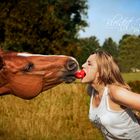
[{"xmin": 22, "ymin": 62, "xmax": 34, "ymax": 72}]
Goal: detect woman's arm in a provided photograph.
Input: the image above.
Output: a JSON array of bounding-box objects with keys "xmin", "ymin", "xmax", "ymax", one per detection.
[{"xmin": 109, "ymin": 85, "xmax": 140, "ymax": 111}]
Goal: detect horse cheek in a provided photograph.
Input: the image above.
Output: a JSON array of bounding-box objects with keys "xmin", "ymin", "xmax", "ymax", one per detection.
[{"xmin": 9, "ymin": 75, "xmax": 43, "ymax": 99}]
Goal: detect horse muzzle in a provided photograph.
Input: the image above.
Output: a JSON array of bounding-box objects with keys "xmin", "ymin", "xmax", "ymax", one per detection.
[{"xmin": 63, "ymin": 58, "xmax": 79, "ymax": 83}]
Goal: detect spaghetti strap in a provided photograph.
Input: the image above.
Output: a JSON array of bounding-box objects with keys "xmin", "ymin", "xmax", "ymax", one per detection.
[{"xmin": 104, "ymin": 86, "xmax": 109, "ymax": 95}]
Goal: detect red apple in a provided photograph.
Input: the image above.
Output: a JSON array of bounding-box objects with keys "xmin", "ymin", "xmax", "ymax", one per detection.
[{"xmin": 75, "ymin": 70, "xmax": 86, "ymax": 79}]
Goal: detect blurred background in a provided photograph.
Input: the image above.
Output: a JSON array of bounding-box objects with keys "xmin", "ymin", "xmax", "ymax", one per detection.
[{"xmin": 0, "ymin": 0, "xmax": 140, "ymax": 139}]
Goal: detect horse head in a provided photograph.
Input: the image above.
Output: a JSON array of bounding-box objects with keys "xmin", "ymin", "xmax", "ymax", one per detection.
[{"xmin": 0, "ymin": 50, "xmax": 78, "ymax": 99}]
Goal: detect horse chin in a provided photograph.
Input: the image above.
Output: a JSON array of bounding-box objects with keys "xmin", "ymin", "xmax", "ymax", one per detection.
[
  {"xmin": 61, "ymin": 70, "xmax": 77, "ymax": 83},
  {"xmin": 42, "ymin": 76, "xmax": 62, "ymax": 91},
  {"xmin": 42, "ymin": 74, "xmax": 76, "ymax": 91},
  {"xmin": 63, "ymin": 76, "xmax": 76, "ymax": 83}
]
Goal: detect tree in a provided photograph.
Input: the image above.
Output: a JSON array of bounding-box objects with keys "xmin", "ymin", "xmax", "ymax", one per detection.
[
  {"xmin": 0, "ymin": 0, "xmax": 88, "ymax": 55},
  {"xmin": 119, "ymin": 34, "xmax": 131, "ymax": 44},
  {"xmin": 118, "ymin": 35, "xmax": 140, "ymax": 72},
  {"xmin": 77, "ymin": 36, "xmax": 100, "ymax": 66},
  {"xmin": 102, "ymin": 37, "xmax": 118, "ymax": 59}
]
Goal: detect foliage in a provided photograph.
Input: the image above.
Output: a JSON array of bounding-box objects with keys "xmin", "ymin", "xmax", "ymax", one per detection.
[
  {"xmin": 0, "ymin": 0, "xmax": 88, "ymax": 55},
  {"xmin": 102, "ymin": 37, "xmax": 118, "ymax": 59},
  {"xmin": 0, "ymin": 1, "xmax": 139, "ymax": 72},
  {"xmin": 77, "ymin": 36, "xmax": 100, "ymax": 66},
  {"xmin": 118, "ymin": 35, "xmax": 140, "ymax": 72}
]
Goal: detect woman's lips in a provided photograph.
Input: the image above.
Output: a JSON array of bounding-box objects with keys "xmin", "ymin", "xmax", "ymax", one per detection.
[{"xmin": 74, "ymin": 69, "xmax": 86, "ymax": 79}]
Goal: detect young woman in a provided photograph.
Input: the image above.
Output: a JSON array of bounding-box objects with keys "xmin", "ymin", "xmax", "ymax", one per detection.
[{"xmin": 81, "ymin": 51, "xmax": 140, "ymax": 140}]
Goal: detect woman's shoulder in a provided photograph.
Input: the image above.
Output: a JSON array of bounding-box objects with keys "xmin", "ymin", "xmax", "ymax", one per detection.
[
  {"xmin": 107, "ymin": 85, "xmax": 129, "ymax": 102},
  {"xmin": 107, "ymin": 84, "xmax": 140, "ymax": 111},
  {"xmin": 108, "ymin": 84, "xmax": 125, "ymax": 93}
]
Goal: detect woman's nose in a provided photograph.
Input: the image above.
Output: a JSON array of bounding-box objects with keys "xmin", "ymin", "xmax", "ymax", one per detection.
[{"xmin": 82, "ymin": 63, "xmax": 86, "ymax": 68}]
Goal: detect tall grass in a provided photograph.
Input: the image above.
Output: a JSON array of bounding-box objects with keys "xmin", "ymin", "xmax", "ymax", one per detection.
[{"xmin": 0, "ymin": 83, "xmax": 103, "ymax": 140}]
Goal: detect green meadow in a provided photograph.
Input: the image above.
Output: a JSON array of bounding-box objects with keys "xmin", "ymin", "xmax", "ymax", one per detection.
[
  {"xmin": 0, "ymin": 73, "xmax": 139, "ymax": 140},
  {"xmin": 122, "ymin": 72, "xmax": 140, "ymax": 82}
]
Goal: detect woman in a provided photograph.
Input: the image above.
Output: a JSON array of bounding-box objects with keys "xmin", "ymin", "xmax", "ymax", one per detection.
[{"xmin": 81, "ymin": 51, "xmax": 140, "ymax": 140}]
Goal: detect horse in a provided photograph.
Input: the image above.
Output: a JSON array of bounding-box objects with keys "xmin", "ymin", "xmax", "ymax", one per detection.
[{"xmin": 0, "ymin": 49, "xmax": 78, "ymax": 99}]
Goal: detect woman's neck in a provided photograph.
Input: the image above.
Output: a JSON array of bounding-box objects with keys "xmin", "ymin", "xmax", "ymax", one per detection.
[{"xmin": 91, "ymin": 83, "xmax": 105, "ymax": 96}]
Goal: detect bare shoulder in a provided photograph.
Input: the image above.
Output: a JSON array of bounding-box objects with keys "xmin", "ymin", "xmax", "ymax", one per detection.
[
  {"xmin": 108, "ymin": 85, "xmax": 127, "ymax": 100},
  {"xmin": 108, "ymin": 85, "xmax": 140, "ymax": 111}
]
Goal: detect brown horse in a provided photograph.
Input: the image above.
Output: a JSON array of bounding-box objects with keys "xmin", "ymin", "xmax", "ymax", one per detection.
[{"xmin": 0, "ymin": 49, "xmax": 78, "ymax": 99}]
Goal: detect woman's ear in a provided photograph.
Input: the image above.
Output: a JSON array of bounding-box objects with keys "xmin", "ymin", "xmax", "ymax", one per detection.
[{"xmin": 96, "ymin": 72, "xmax": 99, "ymax": 77}]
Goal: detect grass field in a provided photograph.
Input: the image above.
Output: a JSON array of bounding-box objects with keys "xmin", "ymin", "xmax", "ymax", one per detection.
[
  {"xmin": 0, "ymin": 73, "xmax": 139, "ymax": 140},
  {"xmin": 122, "ymin": 72, "xmax": 140, "ymax": 82},
  {"xmin": 0, "ymin": 83, "xmax": 103, "ymax": 140}
]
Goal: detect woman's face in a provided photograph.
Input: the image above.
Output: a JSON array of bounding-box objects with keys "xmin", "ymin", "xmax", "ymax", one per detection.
[{"xmin": 81, "ymin": 54, "xmax": 99, "ymax": 83}]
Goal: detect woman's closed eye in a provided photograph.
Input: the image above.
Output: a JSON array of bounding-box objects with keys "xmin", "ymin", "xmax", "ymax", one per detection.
[
  {"xmin": 88, "ymin": 62, "xmax": 92, "ymax": 66},
  {"xmin": 87, "ymin": 60, "xmax": 92, "ymax": 66}
]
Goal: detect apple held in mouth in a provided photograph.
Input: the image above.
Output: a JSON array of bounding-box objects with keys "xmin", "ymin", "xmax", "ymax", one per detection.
[{"xmin": 75, "ymin": 69, "xmax": 86, "ymax": 79}]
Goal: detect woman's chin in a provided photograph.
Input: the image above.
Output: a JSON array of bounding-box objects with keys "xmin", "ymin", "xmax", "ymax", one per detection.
[
  {"xmin": 81, "ymin": 76, "xmax": 93, "ymax": 83},
  {"xmin": 81, "ymin": 78, "xmax": 88, "ymax": 83}
]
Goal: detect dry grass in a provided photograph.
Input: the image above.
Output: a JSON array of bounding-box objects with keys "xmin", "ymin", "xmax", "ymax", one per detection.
[{"xmin": 0, "ymin": 83, "xmax": 103, "ymax": 140}]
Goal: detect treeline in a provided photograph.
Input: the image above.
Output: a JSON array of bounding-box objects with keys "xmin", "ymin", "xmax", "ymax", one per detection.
[
  {"xmin": 0, "ymin": 0, "xmax": 140, "ymax": 72},
  {"xmin": 78, "ymin": 35, "xmax": 140, "ymax": 72},
  {"xmin": 0, "ymin": 0, "xmax": 88, "ymax": 54}
]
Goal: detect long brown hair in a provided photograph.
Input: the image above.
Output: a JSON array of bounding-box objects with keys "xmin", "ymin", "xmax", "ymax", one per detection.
[{"xmin": 92, "ymin": 51, "xmax": 130, "ymax": 90}]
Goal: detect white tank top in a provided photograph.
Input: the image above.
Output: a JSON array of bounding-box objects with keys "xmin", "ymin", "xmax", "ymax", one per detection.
[{"xmin": 89, "ymin": 87, "xmax": 140, "ymax": 140}]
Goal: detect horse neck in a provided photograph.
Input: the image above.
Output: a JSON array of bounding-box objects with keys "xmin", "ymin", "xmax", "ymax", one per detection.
[{"xmin": 0, "ymin": 70, "xmax": 8, "ymax": 87}]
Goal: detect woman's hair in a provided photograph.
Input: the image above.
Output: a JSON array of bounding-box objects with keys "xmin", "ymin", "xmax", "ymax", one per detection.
[{"xmin": 91, "ymin": 50, "xmax": 130, "ymax": 90}]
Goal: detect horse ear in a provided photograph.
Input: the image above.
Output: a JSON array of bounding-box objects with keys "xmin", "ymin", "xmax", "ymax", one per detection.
[{"xmin": 0, "ymin": 56, "xmax": 4, "ymax": 69}]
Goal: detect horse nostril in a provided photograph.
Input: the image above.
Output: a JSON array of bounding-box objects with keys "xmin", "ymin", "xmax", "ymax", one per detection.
[{"xmin": 66, "ymin": 59, "xmax": 78, "ymax": 71}]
